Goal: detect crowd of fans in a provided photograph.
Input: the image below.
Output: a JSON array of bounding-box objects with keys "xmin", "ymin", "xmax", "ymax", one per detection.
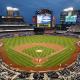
[
  {"xmin": 0, "ymin": 31, "xmax": 34, "ymax": 39},
  {"xmin": 67, "ymin": 25, "xmax": 80, "ymax": 32},
  {"xmin": 0, "ymin": 29, "xmax": 71, "ymax": 39}
]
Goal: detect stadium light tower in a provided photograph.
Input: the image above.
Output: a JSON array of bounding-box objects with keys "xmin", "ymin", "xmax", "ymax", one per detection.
[
  {"xmin": 63, "ymin": 7, "xmax": 74, "ymax": 16},
  {"xmin": 13, "ymin": 8, "xmax": 20, "ymax": 16},
  {"xmin": 6, "ymin": 6, "xmax": 13, "ymax": 11},
  {"xmin": 13, "ymin": 8, "xmax": 19, "ymax": 11},
  {"xmin": 6, "ymin": 6, "xmax": 20, "ymax": 17},
  {"xmin": 63, "ymin": 7, "xmax": 74, "ymax": 12},
  {"xmin": 6, "ymin": 6, "xmax": 14, "ymax": 16}
]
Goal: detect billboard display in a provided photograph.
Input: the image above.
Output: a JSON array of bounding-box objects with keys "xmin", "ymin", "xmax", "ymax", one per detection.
[
  {"xmin": 65, "ymin": 15, "xmax": 77, "ymax": 23},
  {"xmin": 37, "ymin": 14, "xmax": 51, "ymax": 27}
]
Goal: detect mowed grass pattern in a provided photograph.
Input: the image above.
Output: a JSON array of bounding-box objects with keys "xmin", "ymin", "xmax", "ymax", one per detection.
[
  {"xmin": 3, "ymin": 35, "xmax": 79, "ymax": 67},
  {"xmin": 23, "ymin": 46, "xmax": 54, "ymax": 58}
]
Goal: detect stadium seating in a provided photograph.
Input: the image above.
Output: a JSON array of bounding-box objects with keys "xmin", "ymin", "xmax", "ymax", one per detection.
[
  {"xmin": 67, "ymin": 25, "xmax": 80, "ymax": 32},
  {"xmin": 0, "ymin": 53, "xmax": 80, "ymax": 80}
]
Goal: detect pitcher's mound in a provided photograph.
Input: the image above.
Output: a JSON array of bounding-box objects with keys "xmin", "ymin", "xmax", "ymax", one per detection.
[{"xmin": 36, "ymin": 50, "xmax": 43, "ymax": 53}]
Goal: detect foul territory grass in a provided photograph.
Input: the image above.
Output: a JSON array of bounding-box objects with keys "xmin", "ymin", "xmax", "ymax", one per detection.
[{"xmin": 3, "ymin": 35, "xmax": 79, "ymax": 67}]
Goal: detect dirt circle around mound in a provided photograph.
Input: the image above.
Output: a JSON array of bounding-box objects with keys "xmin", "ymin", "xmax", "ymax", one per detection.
[{"xmin": 0, "ymin": 42, "xmax": 80, "ymax": 72}]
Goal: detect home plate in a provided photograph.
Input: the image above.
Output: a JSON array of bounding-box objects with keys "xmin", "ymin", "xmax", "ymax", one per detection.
[
  {"xmin": 0, "ymin": 42, "xmax": 3, "ymax": 47},
  {"xmin": 33, "ymin": 58, "xmax": 47, "ymax": 64},
  {"xmin": 36, "ymin": 50, "xmax": 43, "ymax": 53}
]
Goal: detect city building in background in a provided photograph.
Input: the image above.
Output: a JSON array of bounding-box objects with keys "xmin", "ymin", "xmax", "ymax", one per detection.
[{"xmin": 60, "ymin": 7, "xmax": 80, "ymax": 29}]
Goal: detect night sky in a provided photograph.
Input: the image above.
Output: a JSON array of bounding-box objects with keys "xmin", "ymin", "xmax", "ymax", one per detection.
[{"xmin": 0, "ymin": 0, "xmax": 80, "ymax": 24}]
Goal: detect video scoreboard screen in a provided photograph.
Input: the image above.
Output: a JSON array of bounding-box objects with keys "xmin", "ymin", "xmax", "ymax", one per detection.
[
  {"xmin": 65, "ymin": 15, "xmax": 77, "ymax": 23},
  {"xmin": 60, "ymin": 10, "xmax": 80, "ymax": 24},
  {"xmin": 37, "ymin": 14, "xmax": 51, "ymax": 28}
]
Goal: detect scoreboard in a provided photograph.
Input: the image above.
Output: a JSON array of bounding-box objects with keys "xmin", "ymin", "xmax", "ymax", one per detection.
[
  {"xmin": 37, "ymin": 14, "xmax": 51, "ymax": 28},
  {"xmin": 36, "ymin": 9, "xmax": 52, "ymax": 28},
  {"xmin": 60, "ymin": 10, "xmax": 80, "ymax": 25}
]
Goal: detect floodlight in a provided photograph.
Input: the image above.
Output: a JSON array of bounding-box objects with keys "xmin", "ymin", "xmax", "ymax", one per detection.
[
  {"xmin": 63, "ymin": 7, "xmax": 74, "ymax": 12},
  {"xmin": 13, "ymin": 8, "xmax": 19, "ymax": 11},
  {"xmin": 6, "ymin": 6, "xmax": 13, "ymax": 11}
]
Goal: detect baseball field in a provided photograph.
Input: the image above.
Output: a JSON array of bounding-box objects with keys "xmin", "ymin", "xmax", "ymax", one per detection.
[{"xmin": 0, "ymin": 35, "xmax": 80, "ymax": 71}]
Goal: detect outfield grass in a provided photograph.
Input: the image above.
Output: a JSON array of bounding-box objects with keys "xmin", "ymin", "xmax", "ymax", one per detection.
[{"xmin": 3, "ymin": 35, "xmax": 79, "ymax": 67}]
